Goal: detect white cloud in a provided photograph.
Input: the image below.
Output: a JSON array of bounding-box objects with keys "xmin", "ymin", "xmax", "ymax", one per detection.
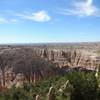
[
  {"xmin": 0, "ymin": 18, "xmax": 8, "ymax": 24},
  {"xmin": 17, "ymin": 10, "xmax": 51, "ymax": 22},
  {"xmin": 61, "ymin": 0, "xmax": 100, "ymax": 17},
  {"xmin": 10, "ymin": 19, "xmax": 18, "ymax": 23},
  {"xmin": 0, "ymin": 10, "xmax": 50, "ymax": 24},
  {"xmin": 0, "ymin": 17, "xmax": 18, "ymax": 24}
]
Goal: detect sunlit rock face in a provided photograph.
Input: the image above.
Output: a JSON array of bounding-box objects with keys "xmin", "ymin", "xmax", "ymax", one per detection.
[
  {"xmin": 0, "ymin": 46, "xmax": 99, "ymax": 88},
  {"xmin": 41, "ymin": 49, "xmax": 99, "ymax": 69}
]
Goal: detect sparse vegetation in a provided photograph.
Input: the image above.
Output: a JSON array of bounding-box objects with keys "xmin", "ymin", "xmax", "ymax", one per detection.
[{"xmin": 0, "ymin": 70, "xmax": 99, "ymax": 100}]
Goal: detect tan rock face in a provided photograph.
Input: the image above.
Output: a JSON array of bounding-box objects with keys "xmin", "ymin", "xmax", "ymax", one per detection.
[
  {"xmin": 42, "ymin": 49, "xmax": 99, "ymax": 70},
  {"xmin": 47, "ymin": 87, "xmax": 55, "ymax": 100},
  {"xmin": 0, "ymin": 48, "xmax": 60, "ymax": 88},
  {"xmin": 35, "ymin": 95, "xmax": 41, "ymax": 100},
  {"xmin": 0, "ymin": 47, "xmax": 99, "ymax": 88}
]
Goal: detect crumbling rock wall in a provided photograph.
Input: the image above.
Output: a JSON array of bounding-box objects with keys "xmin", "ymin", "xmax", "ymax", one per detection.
[
  {"xmin": 41, "ymin": 49, "xmax": 99, "ymax": 69},
  {"xmin": 0, "ymin": 47, "xmax": 99, "ymax": 88}
]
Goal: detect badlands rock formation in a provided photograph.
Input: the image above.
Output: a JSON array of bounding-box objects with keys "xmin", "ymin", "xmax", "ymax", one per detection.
[
  {"xmin": 42, "ymin": 49, "xmax": 99, "ymax": 69},
  {"xmin": 0, "ymin": 45, "xmax": 99, "ymax": 88}
]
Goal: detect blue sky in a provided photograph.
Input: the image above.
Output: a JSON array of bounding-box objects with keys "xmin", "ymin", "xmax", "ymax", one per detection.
[{"xmin": 0, "ymin": 0, "xmax": 100, "ymax": 43}]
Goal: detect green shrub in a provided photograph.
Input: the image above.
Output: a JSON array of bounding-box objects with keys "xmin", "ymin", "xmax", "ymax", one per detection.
[{"xmin": 0, "ymin": 71, "xmax": 99, "ymax": 100}]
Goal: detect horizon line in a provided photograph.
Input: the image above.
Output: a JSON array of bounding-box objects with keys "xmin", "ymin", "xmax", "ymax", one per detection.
[{"xmin": 0, "ymin": 41, "xmax": 100, "ymax": 45}]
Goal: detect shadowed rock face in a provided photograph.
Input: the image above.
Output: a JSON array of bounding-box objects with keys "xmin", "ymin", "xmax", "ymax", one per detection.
[
  {"xmin": 0, "ymin": 47, "xmax": 99, "ymax": 88},
  {"xmin": 0, "ymin": 48, "xmax": 61, "ymax": 88}
]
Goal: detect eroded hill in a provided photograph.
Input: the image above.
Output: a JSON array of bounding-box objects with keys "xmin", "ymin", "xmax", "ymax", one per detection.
[{"xmin": 0, "ymin": 43, "xmax": 100, "ymax": 88}]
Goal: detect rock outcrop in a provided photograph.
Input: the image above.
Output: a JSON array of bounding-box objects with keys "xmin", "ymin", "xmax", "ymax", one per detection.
[
  {"xmin": 0, "ymin": 47, "xmax": 99, "ymax": 88},
  {"xmin": 41, "ymin": 49, "xmax": 100, "ymax": 70},
  {"xmin": 35, "ymin": 95, "xmax": 41, "ymax": 100},
  {"xmin": 47, "ymin": 87, "xmax": 55, "ymax": 100}
]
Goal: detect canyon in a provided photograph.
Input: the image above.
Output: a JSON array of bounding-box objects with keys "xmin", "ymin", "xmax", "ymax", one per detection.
[{"xmin": 0, "ymin": 43, "xmax": 100, "ymax": 88}]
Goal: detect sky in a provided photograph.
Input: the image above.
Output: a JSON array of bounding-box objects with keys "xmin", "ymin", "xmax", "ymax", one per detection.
[{"xmin": 0, "ymin": 0, "xmax": 100, "ymax": 43}]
